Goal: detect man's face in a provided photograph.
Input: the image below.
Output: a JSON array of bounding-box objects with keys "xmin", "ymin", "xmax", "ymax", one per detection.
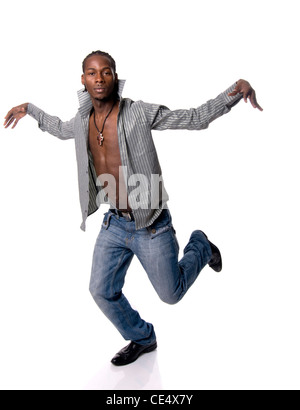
[{"xmin": 81, "ymin": 55, "xmax": 117, "ymax": 100}]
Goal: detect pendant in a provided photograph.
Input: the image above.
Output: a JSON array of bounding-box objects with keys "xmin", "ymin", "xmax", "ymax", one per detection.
[{"xmin": 97, "ymin": 132, "xmax": 104, "ymax": 146}]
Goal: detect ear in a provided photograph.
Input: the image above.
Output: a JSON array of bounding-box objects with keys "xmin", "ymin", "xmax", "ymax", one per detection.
[{"xmin": 81, "ymin": 74, "xmax": 85, "ymax": 86}]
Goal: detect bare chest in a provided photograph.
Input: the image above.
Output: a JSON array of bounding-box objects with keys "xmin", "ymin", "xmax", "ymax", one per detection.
[{"xmin": 88, "ymin": 109, "xmax": 122, "ymax": 178}]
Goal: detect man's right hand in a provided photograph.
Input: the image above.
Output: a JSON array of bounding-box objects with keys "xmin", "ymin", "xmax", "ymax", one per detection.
[{"xmin": 4, "ymin": 103, "xmax": 29, "ymax": 129}]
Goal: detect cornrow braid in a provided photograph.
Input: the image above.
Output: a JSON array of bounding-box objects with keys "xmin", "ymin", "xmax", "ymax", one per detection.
[{"xmin": 82, "ymin": 50, "xmax": 116, "ymax": 73}]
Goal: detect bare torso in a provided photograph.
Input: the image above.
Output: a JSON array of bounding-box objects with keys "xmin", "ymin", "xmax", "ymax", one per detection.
[{"xmin": 88, "ymin": 102, "xmax": 131, "ymax": 211}]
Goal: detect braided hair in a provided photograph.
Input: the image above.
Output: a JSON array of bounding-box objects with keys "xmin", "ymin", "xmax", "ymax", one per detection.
[{"xmin": 82, "ymin": 50, "xmax": 116, "ymax": 73}]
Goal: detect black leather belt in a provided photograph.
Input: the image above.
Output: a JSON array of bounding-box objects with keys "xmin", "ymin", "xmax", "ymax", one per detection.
[{"xmin": 110, "ymin": 209, "xmax": 135, "ymax": 221}]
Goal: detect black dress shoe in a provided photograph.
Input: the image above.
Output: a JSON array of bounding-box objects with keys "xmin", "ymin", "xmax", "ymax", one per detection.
[
  {"xmin": 201, "ymin": 231, "xmax": 222, "ymax": 272},
  {"xmin": 111, "ymin": 341, "xmax": 157, "ymax": 366}
]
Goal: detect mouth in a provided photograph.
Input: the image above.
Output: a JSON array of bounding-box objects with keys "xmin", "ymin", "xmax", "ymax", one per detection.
[{"xmin": 94, "ymin": 87, "xmax": 105, "ymax": 93}]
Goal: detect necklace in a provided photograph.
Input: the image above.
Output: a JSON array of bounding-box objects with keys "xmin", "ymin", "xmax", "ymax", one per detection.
[{"xmin": 93, "ymin": 100, "xmax": 116, "ymax": 146}]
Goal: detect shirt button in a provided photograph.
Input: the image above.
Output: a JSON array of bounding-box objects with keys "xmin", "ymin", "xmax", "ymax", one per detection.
[
  {"xmin": 151, "ymin": 229, "xmax": 156, "ymax": 234},
  {"xmin": 104, "ymin": 221, "xmax": 107, "ymax": 225}
]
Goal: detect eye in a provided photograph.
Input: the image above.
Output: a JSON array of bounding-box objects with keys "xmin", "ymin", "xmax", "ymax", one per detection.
[{"xmin": 88, "ymin": 72, "xmax": 95, "ymax": 76}]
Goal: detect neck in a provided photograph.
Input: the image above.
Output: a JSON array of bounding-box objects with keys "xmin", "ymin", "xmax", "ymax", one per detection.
[{"xmin": 92, "ymin": 95, "xmax": 118, "ymax": 115}]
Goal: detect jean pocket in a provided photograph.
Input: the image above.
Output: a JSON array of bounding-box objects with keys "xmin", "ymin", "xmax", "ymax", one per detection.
[
  {"xmin": 147, "ymin": 210, "xmax": 173, "ymax": 239},
  {"xmin": 149, "ymin": 224, "xmax": 173, "ymax": 239}
]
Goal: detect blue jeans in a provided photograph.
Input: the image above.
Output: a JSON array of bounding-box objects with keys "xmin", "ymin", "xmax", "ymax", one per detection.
[{"xmin": 89, "ymin": 209, "xmax": 212, "ymax": 346}]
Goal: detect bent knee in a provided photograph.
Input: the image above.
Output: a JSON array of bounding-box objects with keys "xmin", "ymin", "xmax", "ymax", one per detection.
[
  {"xmin": 89, "ymin": 281, "xmax": 98, "ymax": 298},
  {"xmin": 159, "ymin": 292, "xmax": 181, "ymax": 305}
]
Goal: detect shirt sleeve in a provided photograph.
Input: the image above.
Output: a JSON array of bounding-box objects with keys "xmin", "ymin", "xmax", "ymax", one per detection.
[
  {"xmin": 141, "ymin": 83, "xmax": 243, "ymax": 131},
  {"xmin": 27, "ymin": 103, "xmax": 75, "ymax": 140}
]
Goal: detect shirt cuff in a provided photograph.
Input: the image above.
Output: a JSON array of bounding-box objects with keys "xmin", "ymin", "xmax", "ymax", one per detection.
[
  {"xmin": 27, "ymin": 103, "xmax": 42, "ymax": 120},
  {"xmin": 221, "ymin": 83, "xmax": 243, "ymax": 108}
]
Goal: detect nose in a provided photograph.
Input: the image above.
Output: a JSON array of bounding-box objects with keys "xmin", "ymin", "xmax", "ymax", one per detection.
[{"xmin": 95, "ymin": 72, "xmax": 104, "ymax": 83}]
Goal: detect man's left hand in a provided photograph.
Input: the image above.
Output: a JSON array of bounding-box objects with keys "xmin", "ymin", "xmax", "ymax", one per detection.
[{"xmin": 228, "ymin": 79, "xmax": 263, "ymax": 111}]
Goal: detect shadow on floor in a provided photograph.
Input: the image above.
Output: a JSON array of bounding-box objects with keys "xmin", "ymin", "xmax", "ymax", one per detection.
[{"xmin": 85, "ymin": 350, "xmax": 162, "ymax": 390}]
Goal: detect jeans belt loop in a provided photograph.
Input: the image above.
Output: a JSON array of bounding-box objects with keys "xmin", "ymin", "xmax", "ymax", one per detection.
[{"xmin": 104, "ymin": 212, "xmax": 113, "ymax": 229}]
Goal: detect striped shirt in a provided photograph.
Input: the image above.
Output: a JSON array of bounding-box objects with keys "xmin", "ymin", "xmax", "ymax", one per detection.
[{"xmin": 27, "ymin": 80, "xmax": 242, "ymax": 231}]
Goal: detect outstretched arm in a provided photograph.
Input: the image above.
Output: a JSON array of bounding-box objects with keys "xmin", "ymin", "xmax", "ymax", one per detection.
[
  {"xmin": 141, "ymin": 80, "xmax": 262, "ymax": 131},
  {"xmin": 4, "ymin": 103, "xmax": 75, "ymax": 140}
]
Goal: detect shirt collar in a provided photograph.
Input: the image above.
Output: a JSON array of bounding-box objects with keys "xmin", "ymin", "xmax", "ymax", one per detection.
[{"xmin": 77, "ymin": 79, "xmax": 126, "ymax": 117}]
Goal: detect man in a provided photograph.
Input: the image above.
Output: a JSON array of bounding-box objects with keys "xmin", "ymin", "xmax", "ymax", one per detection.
[{"xmin": 4, "ymin": 50, "xmax": 262, "ymax": 366}]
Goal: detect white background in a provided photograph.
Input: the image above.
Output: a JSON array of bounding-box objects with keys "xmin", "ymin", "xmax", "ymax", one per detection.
[{"xmin": 0, "ymin": 0, "xmax": 299, "ymax": 390}]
